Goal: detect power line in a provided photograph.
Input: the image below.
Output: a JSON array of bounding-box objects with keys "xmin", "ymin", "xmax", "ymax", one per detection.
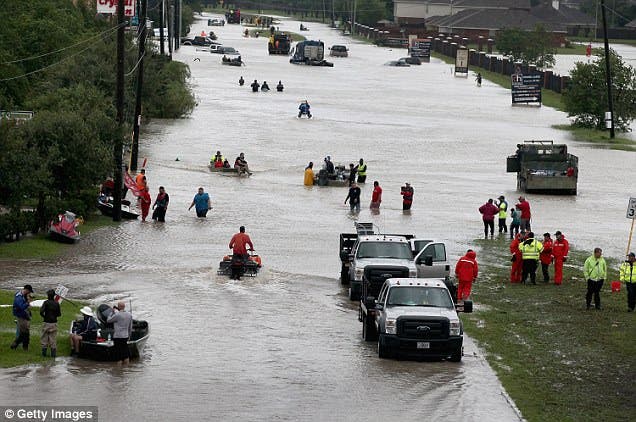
[
  {"xmin": 125, "ymin": 52, "xmax": 146, "ymax": 77},
  {"xmin": 0, "ymin": 23, "xmax": 125, "ymax": 66}
]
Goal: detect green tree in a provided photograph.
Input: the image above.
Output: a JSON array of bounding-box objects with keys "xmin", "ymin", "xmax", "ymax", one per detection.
[
  {"xmin": 563, "ymin": 49, "xmax": 636, "ymax": 131},
  {"xmin": 496, "ymin": 25, "xmax": 556, "ymax": 68}
]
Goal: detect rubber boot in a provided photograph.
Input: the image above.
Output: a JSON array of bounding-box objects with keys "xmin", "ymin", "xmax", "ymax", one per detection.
[
  {"xmin": 51, "ymin": 348, "xmax": 56, "ymax": 358},
  {"xmin": 42, "ymin": 347, "xmax": 47, "ymax": 357}
]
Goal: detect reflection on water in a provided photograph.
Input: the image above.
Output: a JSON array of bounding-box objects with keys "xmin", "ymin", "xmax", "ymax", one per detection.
[{"xmin": 5, "ymin": 11, "xmax": 634, "ymax": 422}]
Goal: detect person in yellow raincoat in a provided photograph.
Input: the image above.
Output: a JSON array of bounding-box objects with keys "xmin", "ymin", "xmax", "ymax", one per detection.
[{"xmin": 304, "ymin": 162, "xmax": 314, "ymax": 186}]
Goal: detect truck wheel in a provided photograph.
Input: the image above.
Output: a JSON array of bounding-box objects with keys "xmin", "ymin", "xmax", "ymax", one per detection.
[
  {"xmin": 449, "ymin": 346, "xmax": 462, "ymax": 362},
  {"xmin": 362, "ymin": 316, "xmax": 377, "ymax": 341},
  {"xmin": 378, "ymin": 338, "xmax": 390, "ymax": 359}
]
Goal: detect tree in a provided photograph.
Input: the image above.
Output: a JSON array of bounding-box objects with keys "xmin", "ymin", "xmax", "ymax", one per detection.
[
  {"xmin": 496, "ymin": 25, "xmax": 556, "ymax": 68},
  {"xmin": 563, "ymin": 49, "xmax": 636, "ymax": 131}
]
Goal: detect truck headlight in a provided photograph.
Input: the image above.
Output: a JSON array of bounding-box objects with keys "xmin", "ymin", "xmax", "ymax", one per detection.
[
  {"xmin": 450, "ymin": 320, "xmax": 461, "ymax": 336},
  {"xmin": 354, "ymin": 268, "xmax": 364, "ymax": 280},
  {"xmin": 409, "ymin": 269, "xmax": 417, "ymax": 277},
  {"xmin": 385, "ymin": 318, "xmax": 396, "ymax": 334}
]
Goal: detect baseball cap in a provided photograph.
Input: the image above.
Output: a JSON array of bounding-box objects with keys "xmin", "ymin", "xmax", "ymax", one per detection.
[{"xmin": 23, "ymin": 284, "xmax": 34, "ymax": 293}]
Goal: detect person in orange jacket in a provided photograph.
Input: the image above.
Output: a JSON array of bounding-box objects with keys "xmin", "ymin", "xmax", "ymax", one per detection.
[
  {"xmin": 509, "ymin": 231, "xmax": 525, "ymax": 283},
  {"xmin": 552, "ymin": 231, "xmax": 569, "ymax": 285},
  {"xmin": 540, "ymin": 233, "xmax": 553, "ymax": 282},
  {"xmin": 455, "ymin": 249, "xmax": 478, "ymax": 301}
]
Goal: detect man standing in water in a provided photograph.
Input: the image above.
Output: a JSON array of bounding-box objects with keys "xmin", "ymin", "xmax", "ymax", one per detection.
[
  {"xmin": 370, "ymin": 181, "xmax": 382, "ymax": 209},
  {"xmin": 356, "ymin": 159, "xmax": 367, "ymax": 184},
  {"xmin": 344, "ymin": 182, "xmax": 361, "ymax": 212},
  {"xmin": 401, "ymin": 183, "xmax": 414, "ymax": 210},
  {"xmin": 107, "ymin": 301, "xmax": 133, "ymax": 365},
  {"xmin": 188, "ymin": 187, "xmax": 212, "ymax": 218},
  {"xmin": 152, "ymin": 186, "xmax": 170, "ymax": 222}
]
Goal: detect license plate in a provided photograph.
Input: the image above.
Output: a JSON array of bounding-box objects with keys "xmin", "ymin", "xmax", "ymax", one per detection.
[{"xmin": 417, "ymin": 342, "xmax": 430, "ymax": 349}]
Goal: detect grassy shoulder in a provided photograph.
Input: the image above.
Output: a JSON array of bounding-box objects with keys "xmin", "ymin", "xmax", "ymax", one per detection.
[
  {"xmin": 464, "ymin": 237, "xmax": 634, "ymax": 422},
  {"xmin": 0, "ymin": 214, "xmax": 114, "ymax": 260},
  {"xmin": 0, "ymin": 289, "xmax": 85, "ymax": 367},
  {"xmin": 205, "ymin": 6, "xmax": 329, "ymax": 25},
  {"xmin": 248, "ymin": 29, "xmax": 306, "ymax": 42},
  {"xmin": 552, "ymin": 124, "xmax": 636, "ymax": 151}
]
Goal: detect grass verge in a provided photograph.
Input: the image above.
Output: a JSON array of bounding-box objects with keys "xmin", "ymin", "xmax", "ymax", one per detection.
[
  {"xmin": 248, "ymin": 29, "xmax": 306, "ymax": 42},
  {"xmin": 0, "ymin": 289, "xmax": 86, "ymax": 367},
  {"xmin": 552, "ymin": 124, "xmax": 636, "ymax": 150},
  {"xmin": 464, "ymin": 237, "xmax": 635, "ymax": 422},
  {"xmin": 205, "ymin": 6, "xmax": 329, "ymax": 25},
  {"xmin": 0, "ymin": 214, "xmax": 114, "ymax": 260}
]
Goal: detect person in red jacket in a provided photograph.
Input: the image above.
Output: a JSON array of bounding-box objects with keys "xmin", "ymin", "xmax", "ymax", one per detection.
[
  {"xmin": 540, "ymin": 232, "xmax": 553, "ymax": 283},
  {"xmin": 515, "ymin": 196, "xmax": 531, "ymax": 231},
  {"xmin": 455, "ymin": 250, "xmax": 478, "ymax": 301},
  {"xmin": 479, "ymin": 199, "xmax": 499, "ymax": 239},
  {"xmin": 140, "ymin": 187, "xmax": 151, "ymax": 222},
  {"xmin": 509, "ymin": 231, "xmax": 526, "ymax": 283},
  {"xmin": 370, "ymin": 181, "xmax": 382, "ymax": 209},
  {"xmin": 552, "ymin": 231, "xmax": 569, "ymax": 285}
]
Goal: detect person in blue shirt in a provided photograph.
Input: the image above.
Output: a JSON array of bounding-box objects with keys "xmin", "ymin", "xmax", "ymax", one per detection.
[
  {"xmin": 188, "ymin": 187, "xmax": 212, "ymax": 218},
  {"xmin": 10, "ymin": 284, "xmax": 33, "ymax": 351},
  {"xmin": 298, "ymin": 100, "xmax": 312, "ymax": 118}
]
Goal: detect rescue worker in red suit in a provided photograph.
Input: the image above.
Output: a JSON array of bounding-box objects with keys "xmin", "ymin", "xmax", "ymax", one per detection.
[
  {"xmin": 540, "ymin": 233, "xmax": 553, "ymax": 283},
  {"xmin": 455, "ymin": 250, "xmax": 478, "ymax": 301},
  {"xmin": 552, "ymin": 231, "xmax": 569, "ymax": 285},
  {"xmin": 509, "ymin": 231, "xmax": 526, "ymax": 283},
  {"xmin": 140, "ymin": 187, "xmax": 151, "ymax": 222}
]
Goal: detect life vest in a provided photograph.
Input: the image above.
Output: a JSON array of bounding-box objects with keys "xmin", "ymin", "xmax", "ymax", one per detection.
[
  {"xmin": 620, "ymin": 262, "xmax": 636, "ymax": 283},
  {"xmin": 519, "ymin": 239, "xmax": 543, "ymax": 260},
  {"xmin": 498, "ymin": 201, "xmax": 508, "ymax": 218},
  {"xmin": 357, "ymin": 164, "xmax": 367, "ymax": 176},
  {"xmin": 211, "ymin": 154, "xmax": 224, "ymax": 163}
]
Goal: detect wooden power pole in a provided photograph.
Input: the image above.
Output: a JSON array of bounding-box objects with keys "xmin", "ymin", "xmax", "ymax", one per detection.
[
  {"xmin": 113, "ymin": 0, "xmax": 126, "ymax": 221},
  {"xmin": 131, "ymin": 0, "xmax": 148, "ymax": 172},
  {"xmin": 600, "ymin": 0, "xmax": 615, "ymax": 139}
]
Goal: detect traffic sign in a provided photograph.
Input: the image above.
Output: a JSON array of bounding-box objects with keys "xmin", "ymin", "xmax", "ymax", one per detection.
[{"xmin": 627, "ymin": 197, "xmax": 636, "ymax": 219}]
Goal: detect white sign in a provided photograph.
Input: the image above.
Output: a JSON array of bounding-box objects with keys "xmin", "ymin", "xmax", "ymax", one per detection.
[
  {"xmin": 96, "ymin": 0, "xmax": 136, "ymax": 17},
  {"xmin": 627, "ymin": 197, "xmax": 636, "ymax": 219},
  {"xmin": 55, "ymin": 285, "xmax": 69, "ymax": 303}
]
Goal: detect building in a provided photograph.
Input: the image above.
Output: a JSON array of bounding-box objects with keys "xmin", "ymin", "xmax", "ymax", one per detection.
[{"xmin": 393, "ymin": 0, "xmax": 531, "ymax": 25}]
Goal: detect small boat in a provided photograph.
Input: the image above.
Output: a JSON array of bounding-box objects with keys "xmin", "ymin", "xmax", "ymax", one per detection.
[
  {"xmin": 49, "ymin": 211, "xmax": 81, "ymax": 243},
  {"xmin": 70, "ymin": 304, "xmax": 150, "ymax": 362},
  {"xmin": 314, "ymin": 166, "xmax": 350, "ymax": 187},
  {"xmin": 218, "ymin": 253, "xmax": 262, "ymax": 279},
  {"xmin": 208, "ymin": 164, "xmax": 251, "ymax": 177},
  {"xmin": 97, "ymin": 196, "xmax": 140, "ymax": 219}
]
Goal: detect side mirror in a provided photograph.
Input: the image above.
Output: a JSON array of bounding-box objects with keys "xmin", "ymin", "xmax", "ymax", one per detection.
[
  {"xmin": 456, "ymin": 300, "xmax": 473, "ymax": 313},
  {"xmin": 375, "ymin": 303, "xmax": 384, "ymax": 311},
  {"xmin": 424, "ymin": 256, "xmax": 433, "ymax": 266}
]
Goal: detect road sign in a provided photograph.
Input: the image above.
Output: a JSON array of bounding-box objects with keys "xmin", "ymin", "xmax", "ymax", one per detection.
[
  {"xmin": 454, "ymin": 48, "xmax": 468, "ymax": 76},
  {"xmin": 511, "ymin": 74, "xmax": 542, "ymax": 105},
  {"xmin": 409, "ymin": 39, "xmax": 431, "ymax": 61},
  {"xmin": 627, "ymin": 197, "xmax": 636, "ymax": 219}
]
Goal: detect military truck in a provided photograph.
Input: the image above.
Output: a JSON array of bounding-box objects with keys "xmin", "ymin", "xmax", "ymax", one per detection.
[
  {"xmin": 268, "ymin": 33, "xmax": 291, "ymax": 55},
  {"xmin": 507, "ymin": 140, "xmax": 578, "ymax": 195}
]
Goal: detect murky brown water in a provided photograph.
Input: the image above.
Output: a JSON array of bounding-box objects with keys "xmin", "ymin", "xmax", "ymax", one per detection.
[{"xmin": 1, "ymin": 12, "xmax": 634, "ymax": 422}]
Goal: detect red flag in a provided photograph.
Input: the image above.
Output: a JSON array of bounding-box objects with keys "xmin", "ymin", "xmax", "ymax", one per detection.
[{"xmin": 124, "ymin": 172, "xmax": 142, "ymax": 197}]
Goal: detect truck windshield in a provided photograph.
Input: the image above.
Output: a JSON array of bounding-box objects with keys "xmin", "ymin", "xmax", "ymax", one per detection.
[
  {"xmin": 357, "ymin": 242, "xmax": 412, "ymax": 259},
  {"xmin": 387, "ymin": 287, "xmax": 454, "ymax": 308}
]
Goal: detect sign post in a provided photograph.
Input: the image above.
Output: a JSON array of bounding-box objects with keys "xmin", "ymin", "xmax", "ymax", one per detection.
[
  {"xmin": 626, "ymin": 197, "xmax": 636, "ymax": 254},
  {"xmin": 409, "ymin": 38, "xmax": 432, "ymax": 62},
  {"xmin": 511, "ymin": 73, "xmax": 542, "ymax": 105},
  {"xmin": 454, "ymin": 48, "xmax": 468, "ymax": 77}
]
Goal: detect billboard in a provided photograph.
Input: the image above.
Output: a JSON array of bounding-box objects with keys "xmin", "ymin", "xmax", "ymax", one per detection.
[
  {"xmin": 511, "ymin": 73, "xmax": 543, "ymax": 105},
  {"xmin": 96, "ymin": 0, "xmax": 136, "ymax": 17},
  {"xmin": 455, "ymin": 48, "xmax": 468, "ymax": 75},
  {"xmin": 409, "ymin": 39, "xmax": 431, "ymax": 61}
]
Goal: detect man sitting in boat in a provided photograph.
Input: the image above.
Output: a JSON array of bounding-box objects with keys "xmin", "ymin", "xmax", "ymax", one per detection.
[
  {"xmin": 223, "ymin": 159, "xmax": 231, "ymax": 168},
  {"xmin": 323, "ymin": 156, "xmax": 335, "ymax": 175},
  {"xmin": 211, "ymin": 150, "xmax": 224, "ymax": 168},
  {"xmin": 70, "ymin": 306, "xmax": 98, "ymax": 356},
  {"xmin": 234, "ymin": 153, "xmax": 252, "ymax": 175}
]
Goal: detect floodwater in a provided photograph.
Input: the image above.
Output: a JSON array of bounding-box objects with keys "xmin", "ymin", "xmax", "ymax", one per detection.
[{"xmin": 1, "ymin": 12, "xmax": 635, "ymax": 422}]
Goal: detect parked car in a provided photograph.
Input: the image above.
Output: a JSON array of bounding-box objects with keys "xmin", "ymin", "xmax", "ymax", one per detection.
[
  {"xmin": 181, "ymin": 36, "xmax": 216, "ymax": 46},
  {"xmin": 212, "ymin": 46, "xmax": 240, "ymax": 55},
  {"xmin": 208, "ymin": 18, "xmax": 225, "ymax": 26},
  {"xmin": 329, "ymin": 45, "xmax": 348, "ymax": 57}
]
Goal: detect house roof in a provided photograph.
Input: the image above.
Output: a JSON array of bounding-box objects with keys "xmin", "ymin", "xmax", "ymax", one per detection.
[
  {"xmin": 411, "ymin": 0, "xmax": 530, "ymax": 7},
  {"xmin": 428, "ymin": 8, "xmax": 566, "ymax": 32},
  {"xmin": 530, "ymin": 3, "xmax": 595, "ymax": 27},
  {"xmin": 625, "ymin": 18, "xmax": 636, "ymax": 29}
]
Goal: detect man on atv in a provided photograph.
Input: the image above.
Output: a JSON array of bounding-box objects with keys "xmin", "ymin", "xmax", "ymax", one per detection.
[
  {"xmin": 229, "ymin": 226, "xmax": 255, "ymax": 280},
  {"xmin": 298, "ymin": 100, "xmax": 312, "ymax": 118}
]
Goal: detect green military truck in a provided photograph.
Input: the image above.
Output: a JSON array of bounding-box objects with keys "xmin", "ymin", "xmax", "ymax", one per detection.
[{"xmin": 507, "ymin": 140, "xmax": 578, "ymax": 195}]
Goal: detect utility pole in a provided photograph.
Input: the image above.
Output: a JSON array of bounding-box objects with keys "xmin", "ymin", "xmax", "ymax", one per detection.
[
  {"xmin": 159, "ymin": 0, "xmax": 165, "ymax": 55},
  {"xmin": 174, "ymin": 0, "xmax": 181, "ymax": 51},
  {"xmin": 131, "ymin": 0, "xmax": 148, "ymax": 172},
  {"xmin": 168, "ymin": 3, "xmax": 174, "ymax": 59},
  {"xmin": 113, "ymin": 0, "xmax": 126, "ymax": 221},
  {"xmin": 352, "ymin": 0, "xmax": 356, "ymax": 35},
  {"xmin": 601, "ymin": 0, "xmax": 615, "ymax": 139}
]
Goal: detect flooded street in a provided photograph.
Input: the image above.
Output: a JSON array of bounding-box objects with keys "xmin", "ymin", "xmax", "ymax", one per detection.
[{"xmin": 1, "ymin": 13, "xmax": 634, "ymax": 421}]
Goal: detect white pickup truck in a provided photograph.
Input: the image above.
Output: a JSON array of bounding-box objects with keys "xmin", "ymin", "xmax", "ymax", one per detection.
[
  {"xmin": 361, "ymin": 278, "xmax": 472, "ymax": 361},
  {"xmin": 339, "ymin": 224, "xmax": 450, "ymax": 301}
]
